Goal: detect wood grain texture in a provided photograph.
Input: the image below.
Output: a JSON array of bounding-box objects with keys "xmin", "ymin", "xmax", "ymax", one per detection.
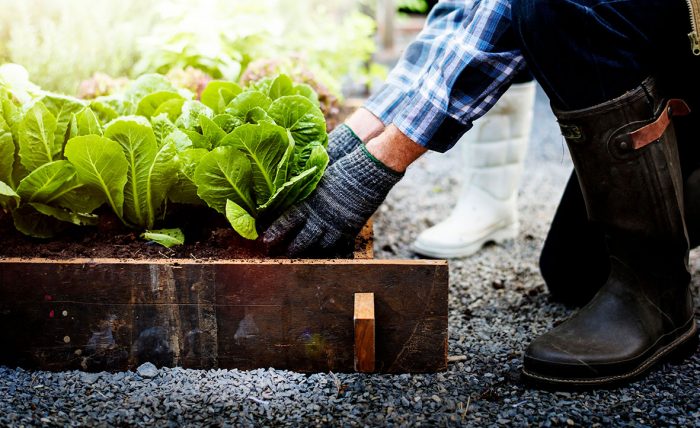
[
  {"xmin": 354, "ymin": 293, "xmax": 375, "ymax": 373},
  {"xmin": 0, "ymin": 259, "xmax": 448, "ymax": 373}
]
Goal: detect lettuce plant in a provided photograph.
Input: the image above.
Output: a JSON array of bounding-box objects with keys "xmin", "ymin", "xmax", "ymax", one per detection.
[{"xmin": 0, "ymin": 67, "xmax": 329, "ymax": 246}]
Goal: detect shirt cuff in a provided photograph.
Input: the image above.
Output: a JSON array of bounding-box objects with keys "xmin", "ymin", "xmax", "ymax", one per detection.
[
  {"xmin": 363, "ymin": 83, "xmax": 408, "ymax": 126},
  {"xmin": 390, "ymin": 90, "xmax": 472, "ymax": 153}
]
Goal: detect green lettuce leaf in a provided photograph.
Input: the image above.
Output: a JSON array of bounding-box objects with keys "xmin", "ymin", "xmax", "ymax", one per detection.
[
  {"xmin": 257, "ymin": 143, "xmax": 328, "ymax": 216},
  {"xmin": 248, "ymin": 77, "xmax": 274, "ymax": 95},
  {"xmin": 245, "ymin": 107, "xmax": 274, "ymax": 125},
  {"xmin": 141, "ymin": 228, "xmax": 185, "ymax": 248},
  {"xmin": 184, "ymin": 130, "xmax": 209, "ymax": 150},
  {"xmin": 267, "ymin": 95, "xmax": 327, "ymax": 149},
  {"xmin": 64, "ymin": 135, "xmax": 128, "ymax": 218},
  {"xmin": 14, "ymin": 159, "xmax": 105, "ymax": 213},
  {"xmin": 273, "ymin": 130, "xmax": 296, "ymax": 189},
  {"xmin": 175, "ymin": 101, "xmax": 213, "ymax": 131},
  {"xmin": 0, "ymin": 181, "xmax": 19, "ymax": 210},
  {"xmin": 50, "ymin": 179, "xmax": 106, "ymax": 214},
  {"xmin": 74, "ymin": 107, "xmax": 103, "ymax": 136},
  {"xmin": 0, "ymin": 89, "xmax": 21, "ymax": 131},
  {"xmin": 219, "ymin": 122, "xmax": 289, "ymax": 205},
  {"xmin": 90, "ymin": 96, "xmax": 132, "ymax": 123},
  {"xmin": 152, "ymin": 114, "xmax": 194, "ymax": 151},
  {"xmin": 136, "ymin": 91, "xmax": 185, "ymax": 119},
  {"xmin": 165, "ymin": 128, "xmax": 194, "ymax": 152},
  {"xmin": 201, "ymin": 81, "xmax": 242, "ymax": 114},
  {"xmin": 29, "ymin": 202, "xmax": 98, "ymax": 226},
  {"xmin": 18, "ymin": 102, "xmax": 59, "ymax": 171},
  {"xmin": 169, "ymin": 148, "xmax": 207, "ymax": 205},
  {"xmin": 67, "ymin": 108, "xmax": 103, "ymax": 142},
  {"xmin": 292, "ymin": 142, "xmax": 329, "ymax": 201},
  {"xmin": 151, "ymin": 114, "xmax": 177, "ymax": 147},
  {"xmin": 104, "ymin": 117, "xmax": 178, "ymax": 228},
  {"xmin": 17, "ymin": 160, "xmax": 76, "ymax": 203},
  {"xmin": 225, "ymin": 199, "xmax": 258, "ymax": 240},
  {"xmin": 0, "ymin": 90, "xmax": 25, "ymax": 186},
  {"xmin": 269, "ymin": 75, "xmax": 295, "ymax": 100},
  {"xmin": 225, "ymin": 91, "xmax": 272, "ymax": 120},
  {"xmin": 194, "ymin": 146, "xmax": 255, "ymax": 215},
  {"xmin": 0, "ymin": 115, "xmax": 15, "ymax": 188},
  {"xmin": 12, "ymin": 204, "xmax": 68, "ymax": 238},
  {"xmin": 124, "ymin": 74, "xmax": 177, "ymax": 105},
  {"xmin": 293, "ymin": 83, "xmax": 321, "ymax": 106},
  {"xmin": 153, "ymin": 98, "xmax": 185, "ymax": 122},
  {"xmin": 213, "ymin": 114, "xmax": 244, "ymax": 134},
  {"xmin": 41, "ymin": 94, "xmax": 86, "ymax": 148},
  {"xmin": 258, "ymin": 166, "xmax": 318, "ymax": 216},
  {"xmin": 199, "ymin": 115, "xmax": 226, "ymax": 149}
]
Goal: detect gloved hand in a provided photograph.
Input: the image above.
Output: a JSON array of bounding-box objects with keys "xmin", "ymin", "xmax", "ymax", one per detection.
[
  {"xmin": 263, "ymin": 145, "xmax": 403, "ymax": 257},
  {"xmin": 327, "ymin": 124, "xmax": 363, "ymax": 165}
]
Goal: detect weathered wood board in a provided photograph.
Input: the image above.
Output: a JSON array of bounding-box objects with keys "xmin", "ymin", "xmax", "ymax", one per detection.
[
  {"xmin": 354, "ymin": 292, "xmax": 376, "ymax": 373},
  {"xmin": 0, "ymin": 258, "xmax": 448, "ymax": 373}
]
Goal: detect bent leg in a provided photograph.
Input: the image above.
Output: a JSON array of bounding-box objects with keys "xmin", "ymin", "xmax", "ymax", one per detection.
[
  {"xmin": 512, "ymin": 0, "xmax": 698, "ymax": 387},
  {"xmin": 539, "ymin": 172, "xmax": 608, "ymax": 306}
]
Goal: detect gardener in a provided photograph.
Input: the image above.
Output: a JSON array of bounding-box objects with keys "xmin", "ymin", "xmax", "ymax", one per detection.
[{"xmin": 264, "ymin": 0, "xmax": 700, "ymax": 387}]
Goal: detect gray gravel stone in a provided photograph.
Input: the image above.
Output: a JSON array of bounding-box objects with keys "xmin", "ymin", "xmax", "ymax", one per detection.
[{"xmin": 136, "ymin": 362, "xmax": 159, "ymax": 379}]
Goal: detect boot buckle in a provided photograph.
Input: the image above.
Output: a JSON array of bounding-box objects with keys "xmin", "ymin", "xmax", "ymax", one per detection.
[{"xmin": 560, "ymin": 124, "xmax": 584, "ymax": 142}]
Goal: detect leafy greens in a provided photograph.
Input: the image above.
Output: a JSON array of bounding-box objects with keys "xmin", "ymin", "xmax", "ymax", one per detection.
[{"xmin": 0, "ymin": 67, "xmax": 329, "ymax": 245}]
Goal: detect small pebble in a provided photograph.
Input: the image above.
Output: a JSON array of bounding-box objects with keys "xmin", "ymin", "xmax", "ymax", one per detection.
[{"xmin": 137, "ymin": 362, "xmax": 159, "ymax": 379}]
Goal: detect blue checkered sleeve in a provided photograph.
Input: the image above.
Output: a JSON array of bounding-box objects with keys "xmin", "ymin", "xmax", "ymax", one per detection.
[{"xmin": 364, "ymin": 0, "xmax": 526, "ymax": 152}]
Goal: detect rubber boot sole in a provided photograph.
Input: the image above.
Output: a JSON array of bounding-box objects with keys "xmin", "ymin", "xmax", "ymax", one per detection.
[
  {"xmin": 521, "ymin": 318, "xmax": 698, "ymax": 390},
  {"xmin": 412, "ymin": 223, "xmax": 518, "ymax": 259}
]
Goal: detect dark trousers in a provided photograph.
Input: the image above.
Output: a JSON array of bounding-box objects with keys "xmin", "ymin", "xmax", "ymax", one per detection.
[{"xmin": 511, "ymin": 0, "xmax": 700, "ymax": 304}]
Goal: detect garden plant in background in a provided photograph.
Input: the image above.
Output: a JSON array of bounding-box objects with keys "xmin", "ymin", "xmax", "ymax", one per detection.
[
  {"xmin": 0, "ymin": 64, "xmax": 329, "ymax": 247},
  {"xmin": 0, "ymin": 0, "xmax": 381, "ymax": 102},
  {"xmin": 134, "ymin": 0, "xmax": 380, "ymax": 98},
  {"xmin": 0, "ymin": 0, "xmax": 156, "ymax": 94}
]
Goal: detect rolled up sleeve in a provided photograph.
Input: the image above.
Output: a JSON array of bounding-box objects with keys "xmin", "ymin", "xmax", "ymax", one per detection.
[{"xmin": 365, "ymin": 0, "xmax": 526, "ymax": 152}]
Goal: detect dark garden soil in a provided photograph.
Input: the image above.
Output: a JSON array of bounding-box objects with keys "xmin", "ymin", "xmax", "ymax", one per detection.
[{"xmin": 0, "ymin": 205, "xmax": 361, "ymax": 260}]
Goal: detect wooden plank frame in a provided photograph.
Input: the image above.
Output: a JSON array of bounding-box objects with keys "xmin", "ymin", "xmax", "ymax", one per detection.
[
  {"xmin": 354, "ymin": 293, "xmax": 375, "ymax": 373},
  {"xmin": 0, "ymin": 224, "xmax": 448, "ymax": 373}
]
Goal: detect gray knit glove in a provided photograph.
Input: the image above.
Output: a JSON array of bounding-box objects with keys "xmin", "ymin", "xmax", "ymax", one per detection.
[
  {"xmin": 327, "ymin": 124, "xmax": 363, "ymax": 164},
  {"xmin": 263, "ymin": 145, "xmax": 403, "ymax": 257}
]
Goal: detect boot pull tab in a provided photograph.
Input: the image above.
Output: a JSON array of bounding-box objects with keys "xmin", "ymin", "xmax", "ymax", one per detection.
[{"xmin": 627, "ymin": 99, "xmax": 691, "ymax": 150}]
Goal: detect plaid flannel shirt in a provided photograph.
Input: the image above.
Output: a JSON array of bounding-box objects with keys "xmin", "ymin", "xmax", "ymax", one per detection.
[{"xmin": 364, "ymin": 0, "xmax": 525, "ymax": 152}]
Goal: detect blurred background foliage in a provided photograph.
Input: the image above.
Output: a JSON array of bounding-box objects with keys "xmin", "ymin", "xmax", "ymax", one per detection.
[
  {"xmin": 0, "ymin": 0, "xmax": 384, "ymax": 99},
  {"xmin": 396, "ymin": 0, "xmax": 430, "ymax": 14}
]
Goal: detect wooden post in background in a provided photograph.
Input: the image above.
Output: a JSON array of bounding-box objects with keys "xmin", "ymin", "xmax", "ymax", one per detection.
[
  {"xmin": 377, "ymin": 0, "xmax": 395, "ymax": 52},
  {"xmin": 354, "ymin": 293, "xmax": 375, "ymax": 373}
]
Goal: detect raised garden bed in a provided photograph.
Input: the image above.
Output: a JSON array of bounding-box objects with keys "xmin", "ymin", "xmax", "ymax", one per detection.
[
  {"xmin": 0, "ymin": 222, "xmax": 448, "ymax": 373},
  {"xmin": 0, "ymin": 70, "xmax": 448, "ymax": 374}
]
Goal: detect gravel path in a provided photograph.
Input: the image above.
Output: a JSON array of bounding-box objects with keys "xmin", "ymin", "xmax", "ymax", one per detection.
[{"xmin": 2, "ymin": 87, "xmax": 699, "ymax": 427}]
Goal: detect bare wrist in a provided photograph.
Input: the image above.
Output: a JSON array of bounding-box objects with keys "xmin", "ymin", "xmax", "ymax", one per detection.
[
  {"xmin": 345, "ymin": 108, "xmax": 385, "ymax": 142},
  {"xmin": 365, "ymin": 125, "xmax": 427, "ymax": 173}
]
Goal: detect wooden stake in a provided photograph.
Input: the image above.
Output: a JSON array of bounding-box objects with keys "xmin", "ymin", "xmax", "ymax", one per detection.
[{"xmin": 354, "ymin": 293, "xmax": 375, "ymax": 373}]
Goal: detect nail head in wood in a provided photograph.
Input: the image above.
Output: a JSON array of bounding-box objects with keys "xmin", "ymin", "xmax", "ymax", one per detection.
[{"xmin": 354, "ymin": 292, "xmax": 375, "ymax": 373}]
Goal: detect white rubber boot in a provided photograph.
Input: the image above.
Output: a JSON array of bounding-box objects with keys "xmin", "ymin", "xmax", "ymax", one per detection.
[{"xmin": 413, "ymin": 81, "xmax": 536, "ymax": 258}]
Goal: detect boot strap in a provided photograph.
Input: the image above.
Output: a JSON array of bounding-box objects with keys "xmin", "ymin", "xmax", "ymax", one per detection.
[{"xmin": 629, "ymin": 99, "xmax": 691, "ymax": 150}]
